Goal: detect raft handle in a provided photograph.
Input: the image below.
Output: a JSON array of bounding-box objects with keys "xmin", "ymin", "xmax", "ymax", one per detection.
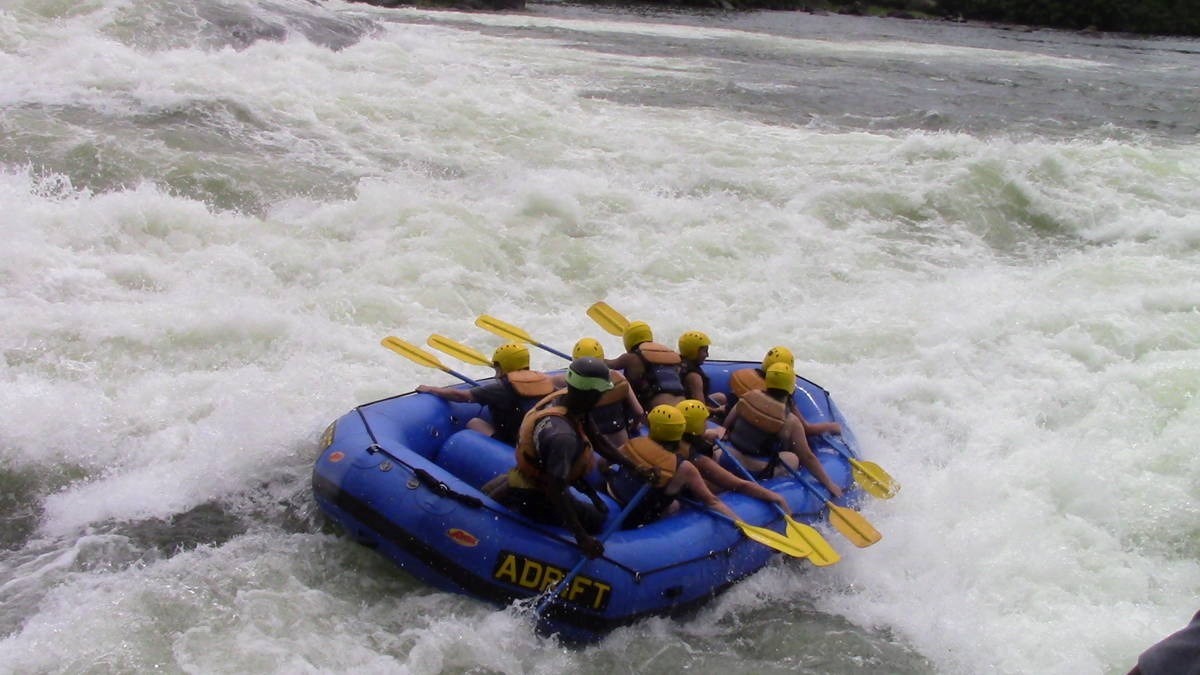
[{"xmin": 412, "ymin": 467, "xmax": 484, "ymax": 509}]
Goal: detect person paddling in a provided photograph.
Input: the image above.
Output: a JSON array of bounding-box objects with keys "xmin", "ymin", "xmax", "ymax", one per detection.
[
  {"xmin": 678, "ymin": 330, "xmax": 726, "ymax": 419},
  {"xmin": 604, "ymin": 404, "xmax": 740, "ymax": 528},
  {"xmin": 551, "ymin": 337, "xmax": 645, "ymax": 454},
  {"xmin": 721, "ymin": 362, "xmax": 844, "ymax": 498},
  {"xmin": 728, "ymin": 345, "xmax": 841, "ymax": 438},
  {"xmin": 604, "ymin": 320, "xmax": 686, "ymax": 410},
  {"xmin": 485, "ymin": 357, "xmax": 618, "ymax": 559},
  {"xmin": 417, "ymin": 343, "xmax": 554, "ymax": 445},
  {"xmin": 674, "ymin": 399, "xmax": 792, "ymax": 513}
]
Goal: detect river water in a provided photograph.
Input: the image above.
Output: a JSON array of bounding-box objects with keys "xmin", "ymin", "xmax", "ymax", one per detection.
[{"xmin": 1, "ymin": 1, "xmax": 1198, "ymax": 673}]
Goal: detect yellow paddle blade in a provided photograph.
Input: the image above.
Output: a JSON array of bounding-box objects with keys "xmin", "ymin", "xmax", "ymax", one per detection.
[
  {"xmin": 783, "ymin": 515, "xmax": 840, "ymax": 567},
  {"xmin": 586, "ymin": 301, "xmax": 630, "ymax": 336},
  {"xmin": 826, "ymin": 502, "xmax": 882, "ymax": 548},
  {"xmin": 474, "ymin": 315, "xmax": 533, "ymax": 344},
  {"xmin": 733, "ymin": 519, "xmax": 817, "ymax": 560},
  {"xmin": 850, "ymin": 458, "xmax": 900, "ymax": 499},
  {"xmin": 381, "ymin": 336, "xmax": 446, "ymax": 370},
  {"xmin": 427, "ymin": 334, "xmax": 491, "ymax": 366}
]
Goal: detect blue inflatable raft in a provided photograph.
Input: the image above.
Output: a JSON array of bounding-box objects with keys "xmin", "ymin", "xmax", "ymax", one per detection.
[{"xmin": 311, "ymin": 360, "xmax": 864, "ymax": 642}]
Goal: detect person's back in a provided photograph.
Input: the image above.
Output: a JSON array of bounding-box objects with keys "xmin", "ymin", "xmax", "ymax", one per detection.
[
  {"xmin": 606, "ymin": 404, "xmax": 739, "ymax": 528},
  {"xmin": 489, "ymin": 357, "xmax": 619, "ymax": 559},
  {"xmin": 722, "ymin": 362, "xmax": 842, "ymax": 497},
  {"xmin": 606, "ymin": 321, "xmax": 685, "ymax": 409},
  {"xmin": 417, "ymin": 342, "xmax": 553, "ymax": 445},
  {"xmin": 556, "ymin": 338, "xmax": 643, "ymax": 451}
]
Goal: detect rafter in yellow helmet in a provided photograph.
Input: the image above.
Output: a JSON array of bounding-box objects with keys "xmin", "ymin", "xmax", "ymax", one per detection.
[
  {"xmin": 647, "ymin": 404, "xmax": 686, "ymax": 442},
  {"xmin": 492, "ymin": 343, "xmax": 530, "ymax": 373}
]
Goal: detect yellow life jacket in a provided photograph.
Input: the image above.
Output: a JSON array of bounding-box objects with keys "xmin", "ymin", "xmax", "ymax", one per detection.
[
  {"xmin": 512, "ymin": 390, "xmax": 594, "ymax": 490},
  {"xmin": 618, "ymin": 437, "xmax": 678, "ymax": 488}
]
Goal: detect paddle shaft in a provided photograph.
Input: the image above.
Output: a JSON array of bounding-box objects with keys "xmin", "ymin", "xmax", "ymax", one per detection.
[
  {"xmin": 381, "ymin": 337, "xmax": 482, "ymax": 386},
  {"xmin": 716, "ymin": 439, "xmax": 839, "ymax": 566},
  {"xmin": 475, "ymin": 315, "xmax": 573, "ymax": 361},
  {"xmin": 535, "ymin": 483, "xmax": 651, "ymax": 616}
]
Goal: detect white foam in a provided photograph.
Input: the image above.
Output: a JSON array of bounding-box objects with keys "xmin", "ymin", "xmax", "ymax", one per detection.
[{"xmin": 1, "ymin": 2, "xmax": 1198, "ymax": 672}]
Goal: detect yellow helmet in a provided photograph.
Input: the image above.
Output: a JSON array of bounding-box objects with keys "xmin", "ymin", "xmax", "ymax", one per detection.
[
  {"xmin": 647, "ymin": 404, "xmax": 686, "ymax": 443},
  {"xmin": 762, "ymin": 345, "xmax": 794, "ymax": 371},
  {"xmin": 677, "ymin": 330, "xmax": 711, "ymax": 360},
  {"xmin": 764, "ymin": 362, "xmax": 796, "ymax": 394},
  {"xmin": 492, "ymin": 343, "xmax": 530, "ymax": 373},
  {"xmin": 622, "ymin": 321, "xmax": 654, "ymax": 351},
  {"xmin": 677, "ymin": 399, "xmax": 709, "ymax": 435},
  {"xmin": 572, "ymin": 337, "xmax": 604, "ymax": 359}
]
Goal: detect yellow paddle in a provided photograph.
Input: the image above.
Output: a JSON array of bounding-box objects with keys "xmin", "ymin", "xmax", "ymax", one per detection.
[
  {"xmin": 381, "ymin": 336, "xmax": 481, "ymax": 386},
  {"xmin": 474, "ymin": 315, "xmax": 572, "ymax": 360},
  {"xmin": 822, "ymin": 433, "xmax": 900, "ymax": 499},
  {"xmin": 427, "ymin": 334, "xmax": 492, "ymax": 367},
  {"xmin": 786, "ymin": 465, "xmax": 881, "ymax": 548},
  {"xmin": 716, "ymin": 440, "xmax": 840, "ymax": 566},
  {"xmin": 679, "ymin": 498, "xmax": 824, "ymax": 562},
  {"xmin": 585, "ymin": 301, "xmax": 631, "ymax": 336}
]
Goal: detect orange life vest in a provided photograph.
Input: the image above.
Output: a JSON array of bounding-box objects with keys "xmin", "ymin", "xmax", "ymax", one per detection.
[
  {"xmin": 513, "ymin": 391, "xmax": 594, "ymax": 489},
  {"xmin": 506, "ymin": 370, "xmax": 556, "ymax": 398},
  {"xmin": 727, "ymin": 389, "xmax": 788, "ymax": 458},
  {"xmin": 729, "ymin": 368, "xmax": 766, "ymax": 399},
  {"xmin": 617, "ymin": 437, "xmax": 678, "ymax": 488}
]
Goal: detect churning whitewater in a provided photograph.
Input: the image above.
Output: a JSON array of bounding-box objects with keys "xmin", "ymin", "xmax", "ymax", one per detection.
[{"xmin": 1, "ymin": 0, "xmax": 1198, "ymax": 673}]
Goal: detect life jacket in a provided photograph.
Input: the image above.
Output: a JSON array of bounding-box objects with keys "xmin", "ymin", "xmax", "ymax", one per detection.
[
  {"xmin": 588, "ymin": 372, "xmax": 633, "ymax": 434},
  {"xmin": 512, "ymin": 391, "xmax": 594, "ymax": 490},
  {"xmin": 678, "ymin": 432, "xmax": 716, "ymax": 461},
  {"xmin": 617, "ymin": 436, "xmax": 678, "ymax": 488},
  {"xmin": 505, "ymin": 370, "xmax": 556, "ymax": 399},
  {"xmin": 726, "ymin": 389, "xmax": 787, "ymax": 459},
  {"xmin": 729, "ymin": 367, "xmax": 766, "ymax": 399},
  {"xmin": 492, "ymin": 370, "xmax": 556, "ymax": 441},
  {"xmin": 628, "ymin": 342, "xmax": 685, "ymax": 404}
]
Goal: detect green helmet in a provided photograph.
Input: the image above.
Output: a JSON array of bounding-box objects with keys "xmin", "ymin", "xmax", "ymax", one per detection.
[{"xmin": 564, "ymin": 357, "xmax": 614, "ymax": 392}]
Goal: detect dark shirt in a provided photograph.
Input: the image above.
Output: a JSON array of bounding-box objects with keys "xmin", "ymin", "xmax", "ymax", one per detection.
[
  {"xmin": 498, "ymin": 412, "xmax": 604, "ymax": 535},
  {"xmin": 531, "ymin": 414, "xmax": 586, "ymax": 482},
  {"xmin": 1136, "ymin": 609, "xmax": 1200, "ymax": 675},
  {"xmin": 469, "ymin": 380, "xmax": 521, "ymax": 443}
]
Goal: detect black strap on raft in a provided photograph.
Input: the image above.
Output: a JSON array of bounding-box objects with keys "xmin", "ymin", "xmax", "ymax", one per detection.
[
  {"xmin": 412, "ymin": 466, "xmax": 484, "ymax": 509},
  {"xmin": 361, "ymin": 434, "xmax": 485, "ymax": 510}
]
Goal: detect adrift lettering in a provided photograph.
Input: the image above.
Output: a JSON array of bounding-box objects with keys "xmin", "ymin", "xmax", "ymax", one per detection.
[{"xmin": 492, "ymin": 551, "xmax": 613, "ymax": 611}]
